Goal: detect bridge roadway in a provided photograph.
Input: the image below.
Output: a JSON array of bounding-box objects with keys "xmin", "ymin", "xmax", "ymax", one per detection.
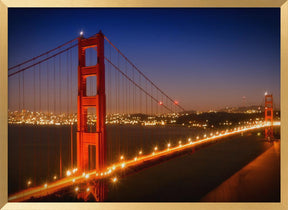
[{"xmin": 8, "ymin": 122, "xmax": 280, "ymax": 202}]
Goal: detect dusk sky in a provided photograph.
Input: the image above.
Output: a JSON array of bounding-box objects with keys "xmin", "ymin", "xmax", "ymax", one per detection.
[{"xmin": 8, "ymin": 8, "xmax": 280, "ymax": 111}]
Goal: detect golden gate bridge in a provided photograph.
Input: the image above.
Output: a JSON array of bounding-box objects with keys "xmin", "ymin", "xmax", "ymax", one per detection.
[{"xmin": 7, "ymin": 31, "xmax": 279, "ymax": 202}]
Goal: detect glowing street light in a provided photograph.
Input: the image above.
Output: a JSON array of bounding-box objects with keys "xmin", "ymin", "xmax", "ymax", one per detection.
[{"xmin": 80, "ymin": 31, "xmax": 84, "ymax": 36}]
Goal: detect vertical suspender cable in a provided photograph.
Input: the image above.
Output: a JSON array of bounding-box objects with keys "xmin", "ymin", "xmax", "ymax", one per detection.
[
  {"xmin": 59, "ymin": 55, "xmax": 62, "ymax": 178},
  {"xmin": 70, "ymin": 46, "xmax": 73, "ymax": 169},
  {"xmin": 47, "ymin": 56, "xmax": 50, "ymax": 178},
  {"xmin": 18, "ymin": 71, "xmax": 21, "ymax": 190},
  {"xmin": 33, "ymin": 60, "xmax": 36, "ymax": 185}
]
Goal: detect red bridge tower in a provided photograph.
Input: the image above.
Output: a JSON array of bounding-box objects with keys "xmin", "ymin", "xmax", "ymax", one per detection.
[
  {"xmin": 76, "ymin": 31, "xmax": 107, "ymax": 201},
  {"xmin": 77, "ymin": 31, "xmax": 106, "ymax": 201},
  {"xmin": 77, "ymin": 31, "xmax": 106, "ymax": 172}
]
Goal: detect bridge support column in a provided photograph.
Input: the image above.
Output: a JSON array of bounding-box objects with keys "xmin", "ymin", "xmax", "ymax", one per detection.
[
  {"xmin": 265, "ymin": 94, "xmax": 273, "ymax": 141},
  {"xmin": 77, "ymin": 31, "xmax": 106, "ymax": 201}
]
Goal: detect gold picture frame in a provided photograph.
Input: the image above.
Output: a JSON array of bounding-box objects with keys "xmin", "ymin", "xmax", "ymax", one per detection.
[{"xmin": 0, "ymin": 0, "xmax": 287, "ymax": 209}]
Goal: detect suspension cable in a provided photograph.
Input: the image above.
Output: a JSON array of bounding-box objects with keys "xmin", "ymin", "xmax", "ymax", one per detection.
[
  {"xmin": 104, "ymin": 35, "xmax": 186, "ymax": 112},
  {"xmin": 105, "ymin": 57, "xmax": 174, "ymax": 113},
  {"xmin": 8, "ymin": 38, "xmax": 78, "ymax": 71},
  {"xmin": 8, "ymin": 44, "xmax": 77, "ymax": 78}
]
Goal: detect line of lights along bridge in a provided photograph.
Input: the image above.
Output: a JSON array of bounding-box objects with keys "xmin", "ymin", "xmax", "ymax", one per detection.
[{"xmin": 8, "ymin": 121, "xmax": 280, "ymax": 202}]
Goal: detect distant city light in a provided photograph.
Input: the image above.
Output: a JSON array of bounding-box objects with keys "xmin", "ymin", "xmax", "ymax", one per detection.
[{"xmin": 112, "ymin": 177, "xmax": 117, "ymax": 183}]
